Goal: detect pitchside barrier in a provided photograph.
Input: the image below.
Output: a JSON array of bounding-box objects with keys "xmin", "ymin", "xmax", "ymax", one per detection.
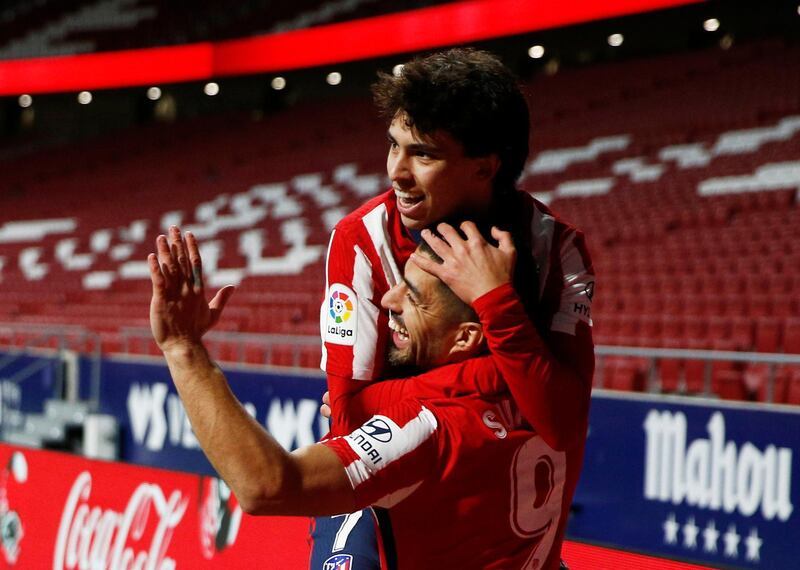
[
  {"xmin": 0, "ymin": 443, "xmax": 311, "ymax": 568},
  {"xmin": 574, "ymin": 390, "xmax": 798, "ymax": 569},
  {"xmin": 1, "ymin": 331, "xmax": 799, "ymax": 568},
  {"xmin": 74, "ymin": 353, "xmax": 329, "ymax": 475},
  {"xmin": 0, "ymin": 443, "xmax": 722, "ymax": 569}
]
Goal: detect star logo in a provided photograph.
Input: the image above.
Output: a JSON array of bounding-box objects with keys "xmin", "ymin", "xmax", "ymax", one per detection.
[
  {"xmin": 682, "ymin": 517, "xmax": 699, "ymax": 549},
  {"xmin": 723, "ymin": 524, "xmax": 740, "ymax": 558},
  {"xmin": 663, "ymin": 513, "xmax": 679, "ymax": 545},
  {"xmin": 702, "ymin": 520, "xmax": 719, "ymax": 553},
  {"xmin": 745, "ymin": 528, "xmax": 763, "ymax": 562}
]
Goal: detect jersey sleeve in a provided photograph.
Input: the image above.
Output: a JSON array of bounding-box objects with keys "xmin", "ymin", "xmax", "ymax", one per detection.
[
  {"xmin": 526, "ymin": 198, "xmax": 596, "ymax": 385},
  {"xmin": 321, "ymin": 399, "xmax": 439, "ymax": 510},
  {"xmin": 337, "ymin": 357, "xmax": 505, "ymax": 427},
  {"xmin": 473, "ymin": 283, "xmax": 592, "ymax": 451},
  {"xmin": 548, "ymin": 228, "xmax": 595, "ymax": 340},
  {"xmin": 320, "ymin": 225, "xmax": 391, "ymax": 433}
]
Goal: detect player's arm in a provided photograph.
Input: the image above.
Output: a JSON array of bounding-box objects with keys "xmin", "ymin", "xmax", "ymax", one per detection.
[
  {"xmin": 413, "ymin": 222, "xmax": 591, "ymax": 451},
  {"xmin": 322, "ymin": 398, "xmax": 438, "ymax": 510},
  {"xmin": 472, "ymin": 283, "xmax": 592, "ymax": 451},
  {"xmin": 326, "ymin": 356, "xmax": 503, "ymax": 426},
  {"xmin": 322, "ymin": 224, "xmax": 397, "ymax": 435},
  {"xmin": 149, "ymin": 227, "xmax": 355, "ymax": 517}
]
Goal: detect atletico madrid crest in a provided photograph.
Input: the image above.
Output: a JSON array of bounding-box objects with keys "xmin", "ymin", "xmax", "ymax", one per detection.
[{"xmin": 323, "ymin": 553, "xmax": 353, "ymax": 570}]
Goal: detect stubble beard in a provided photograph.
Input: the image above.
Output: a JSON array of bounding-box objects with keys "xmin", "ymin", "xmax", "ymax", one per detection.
[{"xmin": 384, "ymin": 345, "xmax": 419, "ymax": 379}]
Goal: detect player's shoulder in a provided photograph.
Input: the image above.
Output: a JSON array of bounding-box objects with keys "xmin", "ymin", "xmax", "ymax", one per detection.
[
  {"xmin": 333, "ymin": 189, "xmax": 396, "ymax": 235},
  {"xmin": 514, "ymin": 191, "xmax": 592, "ymax": 259},
  {"xmin": 520, "ymin": 192, "xmax": 582, "ymax": 235}
]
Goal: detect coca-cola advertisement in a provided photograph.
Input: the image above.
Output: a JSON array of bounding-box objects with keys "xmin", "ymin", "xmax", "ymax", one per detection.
[{"xmin": 0, "ymin": 443, "xmax": 310, "ymax": 568}]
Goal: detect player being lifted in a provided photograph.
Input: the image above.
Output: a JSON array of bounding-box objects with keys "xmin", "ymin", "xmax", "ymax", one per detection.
[
  {"xmin": 315, "ymin": 48, "xmax": 595, "ymax": 568},
  {"xmin": 149, "ymin": 223, "xmax": 576, "ymax": 569}
]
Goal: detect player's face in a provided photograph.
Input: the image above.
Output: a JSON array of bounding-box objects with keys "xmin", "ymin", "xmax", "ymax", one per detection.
[
  {"xmin": 380, "ymin": 259, "xmax": 458, "ymax": 370},
  {"xmin": 387, "ymin": 115, "xmax": 495, "ymax": 230}
]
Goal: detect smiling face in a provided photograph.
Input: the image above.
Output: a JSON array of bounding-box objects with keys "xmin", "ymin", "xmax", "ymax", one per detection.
[
  {"xmin": 387, "ymin": 115, "xmax": 497, "ymax": 230},
  {"xmin": 380, "ymin": 254, "xmax": 483, "ymax": 371}
]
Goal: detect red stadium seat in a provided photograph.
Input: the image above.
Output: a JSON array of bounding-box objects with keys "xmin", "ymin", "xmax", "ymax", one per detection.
[
  {"xmin": 786, "ymin": 371, "xmax": 800, "ymax": 405},
  {"xmin": 714, "ymin": 370, "xmax": 747, "ymax": 401},
  {"xmin": 784, "ymin": 320, "xmax": 800, "ymax": 354},
  {"xmin": 754, "ymin": 318, "xmax": 781, "ymax": 353},
  {"xmin": 658, "ymin": 359, "xmax": 682, "ymax": 392},
  {"xmin": 684, "ymin": 360, "xmax": 707, "ymax": 394}
]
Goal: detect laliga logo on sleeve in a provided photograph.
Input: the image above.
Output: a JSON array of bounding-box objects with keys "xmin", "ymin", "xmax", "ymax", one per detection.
[{"xmin": 325, "ymin": 284, "xmax": 357, "ymax": 346}]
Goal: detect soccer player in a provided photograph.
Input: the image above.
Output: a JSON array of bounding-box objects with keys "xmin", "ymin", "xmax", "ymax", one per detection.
[
  {"xmin": 148, "ymin": 224, "xmax": 569, "ymax": 569},
  {"xmin": 317, "ymin": 48, "xmax": 595, "ymax": 567}
]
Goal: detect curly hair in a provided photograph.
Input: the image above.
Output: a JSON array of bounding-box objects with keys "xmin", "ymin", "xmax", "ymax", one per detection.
[{"xmin": 372, "ymin": 48, "xmax": 530, "ymax": 192}]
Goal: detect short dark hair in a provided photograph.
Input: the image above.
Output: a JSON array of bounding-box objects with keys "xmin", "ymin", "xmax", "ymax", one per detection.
[
  {"xmin": 417, "ymin": 236, "xmax": 478, "ymax": 325},
  {"xmin": 372, "ymin": 48, "xmax": 530, "ymax": 192}
]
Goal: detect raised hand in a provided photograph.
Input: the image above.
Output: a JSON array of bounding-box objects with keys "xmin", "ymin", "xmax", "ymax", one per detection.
[
  {"xmin": 148, "ymin": 226, "xmax": 235, "ymax": 353},
  {"xmin": 410, "ymin": 221, "xmax": 516, "ymax": 305}
]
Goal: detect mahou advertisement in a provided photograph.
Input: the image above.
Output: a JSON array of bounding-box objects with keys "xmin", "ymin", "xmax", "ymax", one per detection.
[
  {"xmin": 0, "ymin": 443, "xmax": 310, "ymax": 569},
  {"xmin": 571, "ymin": 392, "xmax": 799, "ymax": 569}
]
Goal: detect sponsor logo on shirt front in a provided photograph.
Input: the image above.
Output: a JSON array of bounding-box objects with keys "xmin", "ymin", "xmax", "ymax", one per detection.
[{"xmin": 325, "ymin": 284, "xmax": 357, "ymax": 346}]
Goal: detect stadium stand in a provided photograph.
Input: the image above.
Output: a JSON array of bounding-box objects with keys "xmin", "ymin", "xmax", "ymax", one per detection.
[
  {"xmin": 1, "ymin": 38, "xmax": 799, "ymax": 401},
  {"xmin": 0, "ymin": 0, "xmax": 457, "ymax": 58}
]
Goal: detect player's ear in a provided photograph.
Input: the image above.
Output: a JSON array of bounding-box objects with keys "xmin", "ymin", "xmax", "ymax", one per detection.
[
  {"xmin": 449, "ymin": 321, "xmax": 484, "ymax": 360},
  {"xmin": 475, "ymin": 154, "xmax": 500, "ymax": 183}
]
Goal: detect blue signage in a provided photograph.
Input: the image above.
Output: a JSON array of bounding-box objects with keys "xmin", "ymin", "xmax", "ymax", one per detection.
[
  {"xmin": 0, "ymin": 351, "xmax": 61, "ymax": 430},
  {"xmin": 80, "ymin": 355, "xmax": 327, "ymax": 476},
  {"xmin": 570, "ymin": 392, "xmax": 799, "ymax": 569}
]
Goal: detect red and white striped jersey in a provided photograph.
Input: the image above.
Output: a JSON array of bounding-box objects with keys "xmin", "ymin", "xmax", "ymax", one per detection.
[
  {"xmin": 320, "ymin": 189, "xmax": 595, "ymax": 437},
  {"xmin": 321, "ymin": 191, "xmax": 416, "ymax": 386},
  {"xmin": 323, "ymin": 390, "xmax": 567, "ymax": 570},
  {"xmin": 323, "ymin": 283, "xmax": 589, "ymax": 570}
]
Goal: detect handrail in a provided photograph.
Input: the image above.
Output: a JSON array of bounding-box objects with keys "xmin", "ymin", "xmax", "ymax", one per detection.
[
  {"xmin": 594, "ymin": 344, "xmax": 795, "ymax": 402},
  {"xmin": 3, "ymin": 320, "xmax": 796, "ymax": 404},
  {"xmin": 118, "ymin": 326, "xmax": 320, "ymax": 368},
  {"xmin": 596, "ymin": 345, "xmax": 800, "ymax": 364},
  {"xmin": 118, "ymin": 326, "xmax": 321, "ymax": 346}
]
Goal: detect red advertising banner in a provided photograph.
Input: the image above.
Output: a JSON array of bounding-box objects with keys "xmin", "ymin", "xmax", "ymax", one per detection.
[
  {"xmin": 0, "ymin": 443, "xmax": 310, "ymax": 568},
  {"xmin": 0, "ymin": 0, "xmax": 704, "ymax": 94}
]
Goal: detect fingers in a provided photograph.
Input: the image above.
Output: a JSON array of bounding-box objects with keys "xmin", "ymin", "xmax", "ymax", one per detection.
[
  {"xmin": 419, "ymin": 228, "xmax": 452, "ymax": 261},
  {"xmin": 320, "ymin": 391, "xmax": 332, "ymax": 418},
  {"xmin": 459, "ymin": 221, "xmax": 482, "ymax": 242},
  {"xmin": 491, "ymin": 226, "xmax": 515, "ymax": 253},
  {"xmin": 156, "ymin": 235, "xmax": 178, "ymax": 289},
  {"xmin": 435, "ymin": 223, "xmax": 466, "ymax": 253},
  {"xmin": 169, "ymin": 226, "xmax": 191, "ymax": 278},
  {"xmin": 409, "ymin": 250, "xmax": 445, "ymax": 278},
  {"xmin": 185, "ymin": 231, "xmax": 204, "ymax": 294},
  {"xmin": 148, "ymin": 253, "xmax": 166, "ymax": 294},
  {"xmin": 208, "ymin": 285, "xmax": 236, "ymax": 328},
  {"xmin": 320, "ymin": 403, "xmax": 332, "ymax": 419}
]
